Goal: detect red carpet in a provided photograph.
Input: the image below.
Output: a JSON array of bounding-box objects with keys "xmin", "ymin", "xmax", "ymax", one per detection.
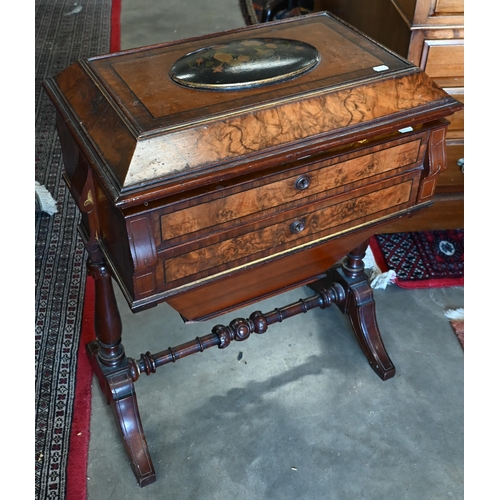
[
  {"xmin": 65, "ymin": 2, "xmax": 120, "ymax": 497},
  {"xmin": 110, "ymin": 0, "xmax": 121, "ymax": 53},
  {"xmin": 370, "ymin": 230, "xmax": 464, "ymax": 289},
  {"xmin": 66, "ymin": 277, "xmax": 96, "ymax": 500}
]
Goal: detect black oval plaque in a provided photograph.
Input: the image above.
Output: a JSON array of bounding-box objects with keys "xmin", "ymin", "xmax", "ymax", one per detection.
[{"xmin": 169, "ymin": 38, "xmax": 320, "ymax": 90}]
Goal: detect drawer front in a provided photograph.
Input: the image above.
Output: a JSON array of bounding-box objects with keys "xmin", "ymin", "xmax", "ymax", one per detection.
[
  {"xmin": 421, "ymin": 39, "xmax": 464, "ymax": 80},
  {"xmin": 158, "ymin": 134, "xmax": 426, "ymax": 244},
  {"xmin": 394, "ymin": 0, "xmax": 463, "ymax": 25},
  {"xmin": 160, "ymin": 175, "xmax": 419, "ymax": 287},
  {"xmin": 435, "ymin": 0, "xmax": 463, "ymax": 14}
]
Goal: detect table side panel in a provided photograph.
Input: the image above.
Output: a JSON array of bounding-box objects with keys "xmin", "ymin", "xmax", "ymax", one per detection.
[
  {"xmin": 51, "ymin": 63, "xmax": 138, "ymax": 191},
  {"xmin": 435, "ymin": 143, "xmax": 463, "ymax": 193},
  {"xmin": 441, "ymin": 89, "xmax": 463, "ymax": 141}
]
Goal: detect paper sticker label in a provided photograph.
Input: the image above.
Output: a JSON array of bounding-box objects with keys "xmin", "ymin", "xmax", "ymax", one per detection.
[
  {"xmin": 373, "ymin": 65, "xmax": 389, "ymax": 72},
  {"xmin": 398, "ymin": 126, "xmax": 414, "ymax": 133}
]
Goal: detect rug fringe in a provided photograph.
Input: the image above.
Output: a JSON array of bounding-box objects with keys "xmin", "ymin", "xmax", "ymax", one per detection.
[
  {"xmin": 35, "ymin": 181, "xmax": 58, "ymax": 215},
  {"xmin": 445, "ymin": 307, "xmax": 464, "ymax": 321},
  {"xmin": 364, "ymin": 245, "xmax": 397, "ymax": 290}
]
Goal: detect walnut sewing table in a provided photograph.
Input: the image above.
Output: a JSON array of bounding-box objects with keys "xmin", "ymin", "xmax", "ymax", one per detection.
[{"xmin": 44, "ymin": 12, "xmax": 462, "ymax": 486}]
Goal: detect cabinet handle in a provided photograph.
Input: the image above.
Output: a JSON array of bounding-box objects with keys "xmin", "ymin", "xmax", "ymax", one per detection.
[
  {"xmin": 290, "ymin": 219, "xmax": 306, "ymax": 234},
  {"xmin": 295, "ymin": 175, "xmax": 311, "ymax": 190},
  {"xmin": 457, "ymin": 158, "xmax": 464, "ymax": 174}
]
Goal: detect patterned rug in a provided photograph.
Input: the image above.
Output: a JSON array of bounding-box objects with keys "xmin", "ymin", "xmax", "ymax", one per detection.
[
  {"xmin": 369, "ymin": 230, "xmax": 464, "ymax": 289},
  {"xmin": 35, "ymin": 1, "xmax": 117, "ymax": 498}
]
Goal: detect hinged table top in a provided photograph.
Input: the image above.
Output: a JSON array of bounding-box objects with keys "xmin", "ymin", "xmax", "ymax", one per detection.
[{"xmin": 44, "ymin": 12, "xmax": 461, "ymax": 203}]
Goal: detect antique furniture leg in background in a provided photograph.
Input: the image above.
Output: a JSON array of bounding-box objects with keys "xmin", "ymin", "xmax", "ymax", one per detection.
[
  {"xmin": 85, "ymin": 245, "xmax": 156, "ymax": 487},
  {"xmin": 310, "ymin": 240, "xmax": 396, "ymax": 381}
]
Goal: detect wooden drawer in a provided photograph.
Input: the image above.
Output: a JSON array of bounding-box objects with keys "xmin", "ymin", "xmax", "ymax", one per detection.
[
  {"xmin": 393, "ymin": 0, "xmax": 464, "ymax": 25},
  {"xmin": 159, "ymin": 171, "xmax": 421, "ymax": 288},
  {"xmin": 156, "ymin": 132, "xmax": 428, "ymax": 246},
  {"xmin": 122, "ymin": 127, "xmax": 451, "ymax": 298},
  {"xmin": 435, "ymin": 0, "xmax": 464, "ymax": 14},
  {"xmin": 420, "ymin": 38, "xmax": 464, "ymax": 80}
]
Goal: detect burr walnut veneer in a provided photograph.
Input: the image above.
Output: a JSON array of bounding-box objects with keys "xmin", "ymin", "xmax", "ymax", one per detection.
[
  {"xmin": 44, "ymin": 13, "xmax": 462, "ymax": 487},
  {"xmin": 314, "ymin": 0, "xmax": 464, "ymax": 231}
]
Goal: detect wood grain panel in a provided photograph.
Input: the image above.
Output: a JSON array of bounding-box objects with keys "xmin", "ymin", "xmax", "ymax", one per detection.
[
  {"xmin": 50, "ymin": 62, "xmax": 137, "ymax": 188},
  {"xmin": 392, "ymin": 0, "xmax": 464, "ymax": 24},
  {"xmin": 160, "ymin": 138, "xmax": 422, "ymax": 240},
  {"xmin": 164, "ymin": 226, "xmax": 379, "ymax": 320},
  {"xmin": 435, "ymin": 0, "xmax": 463, "ymax": 14},
  {"xmin": 163, "ymin": 182, "xmax": 413, "ymax": 283},
  {"xmin": 380, "ymin": 193, "xmax": 463, "ymax": 233},
  {"xmin": 436, "ymin": 144, "xmax": 463, "ymax": 193},
  {"xmin": 112, "ymin": 21, "xmax": 384, "ymax": 120},
  {"xmin": 125, "ymin": 72, "xmax": 448, "ymax": 187},
  {"xmin": 421, "ymin": 40, "xmax": 464, "ymax": 79}
]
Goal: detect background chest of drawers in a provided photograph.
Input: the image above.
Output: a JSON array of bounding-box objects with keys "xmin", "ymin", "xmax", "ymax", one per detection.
[{"xmin": 314, "ymin": 0, "xmax": 464, "ymax": 231}]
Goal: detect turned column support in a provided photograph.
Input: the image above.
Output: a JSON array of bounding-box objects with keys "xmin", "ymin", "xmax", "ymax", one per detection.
[
  {"xmin": 85, "ymin": 251, "xmax": 156, "ymax": 487},
  {"xmin": 342, "ymin": 240, "xmax": 369, "ymax": 279},
  {"xmin": 87, "ymin": 259, "xmax": 125, "ymax": 368}
]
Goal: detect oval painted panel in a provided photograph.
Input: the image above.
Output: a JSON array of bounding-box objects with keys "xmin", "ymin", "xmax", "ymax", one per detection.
[{"xmin": 169, "ymin": 38, "xmax": 320, "ymax": 90}]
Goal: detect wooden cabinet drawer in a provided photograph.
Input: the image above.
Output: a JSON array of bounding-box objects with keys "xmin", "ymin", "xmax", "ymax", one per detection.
[
  {"xmin": 157, "ymin": 132, "xmax": 428, "ymax": 245},
  {"xmin": 159, "ymin": 173, "xmax": 420, "ymax": 287},
  {"xmin": 435, "ymin": 0, "xmax": 463, "ymax": 14},
  {"xmin": 393, "ymin": 0, "xmax": 464, "ymax": 25},
  {"xmin": 421, "ymin": 39, "xmax": 464, "ymax": 79}
]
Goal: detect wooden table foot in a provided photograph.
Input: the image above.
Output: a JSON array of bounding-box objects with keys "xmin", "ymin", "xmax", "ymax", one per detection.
[
  {"xmin": 310, "ymin": 240, "xmax": 396, "ymax": 381},
  {"xmin": 87, "ymin": 342, "xmax": 157, "ymax": 486},
  {"xmin": 333, "ymin": 267, "xmax": 396, "ymax": 380},
  {"xmin": 87, "ymin": 342, "xmax": 156, "ymax": 486},
  {"xmin": 86, "ymin": 254, "xmax": 157, "ymax": 486}
]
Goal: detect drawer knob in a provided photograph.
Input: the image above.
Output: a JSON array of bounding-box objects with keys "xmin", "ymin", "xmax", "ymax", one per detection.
[
  {"xmin": 295, "ymin": 175, "xmax": 311, "ymax": 190},
  {"xmin": 290, "ymin": 219, "xmax": 306, "ymax": 234},
  {"xmin": 457, "ymin": 158, "xmax": 464, "ymax": 173}
]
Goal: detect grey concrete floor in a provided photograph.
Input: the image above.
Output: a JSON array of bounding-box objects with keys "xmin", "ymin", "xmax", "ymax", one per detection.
[{"xmin": 86, "ymin": 2, "xmax": 464, "ymax": 498}]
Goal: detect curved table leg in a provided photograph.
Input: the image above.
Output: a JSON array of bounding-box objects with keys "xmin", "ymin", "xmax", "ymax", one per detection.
[
  {"xmin": 341, "ymin": 278, "xmax": 396, "ymax": 380},
  {"xmin": 310, "ymin": 240, "xmax": 396, "ymax": 380},
  {"xmin": 336, "ymin": 240, "xmax": 396, "ymax": 380},
  {"xmin": 86, "ymin": 256, "xmax": 156, "ymax": 486}
]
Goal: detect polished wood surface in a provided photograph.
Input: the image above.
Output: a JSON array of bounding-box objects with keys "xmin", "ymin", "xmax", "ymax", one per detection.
[
  {"xmin": 47, "ymin": 13, "xmax": 454, "ymax": 203},
  {"xmin": 313, "ymin": 0, "xmax": 464, "ymax": 231},
  {"xmin": 43, "ymin": 12, "xmax": 462, "ymax": 486}
]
